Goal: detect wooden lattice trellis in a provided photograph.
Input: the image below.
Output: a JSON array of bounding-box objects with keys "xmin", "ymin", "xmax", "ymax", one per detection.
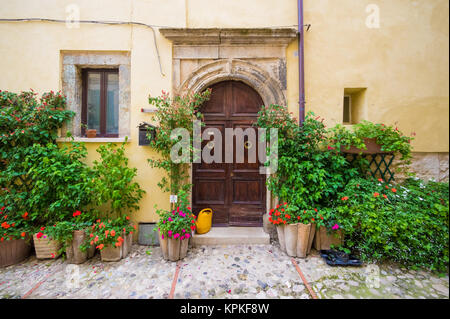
[{"xmin": 345, "ymin": 153, "xmax": 396, "ymax": 183}]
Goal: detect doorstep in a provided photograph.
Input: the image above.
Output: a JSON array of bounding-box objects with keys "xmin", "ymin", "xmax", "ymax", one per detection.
[{"xmin": 191, "ymin": 227, "xmax": 270, "ymax": 246}]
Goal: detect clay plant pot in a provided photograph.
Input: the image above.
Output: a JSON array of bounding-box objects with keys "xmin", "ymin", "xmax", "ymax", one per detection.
[
  {"xmin": 159, "ymin": 230, "xmax": 169, "ymax": 260},
  {"xmin": 276, "ymin": 224, "xmax": 286, "ymax": 252},
  {"xmin": 296, "ymin": 223, "xmax": 312, "ymax": 258},
  {"xmin": 33, "ymin": 234, "xmax": 62, "ymax": 259},
  {"xmin": 0, "ymin": 235, "xmax": 32, "ymax": 267},
  {"xmin": 121, "ymin": 230, "xmax": 133, "ymax": 258},
  {"xmin": 86, "ymin": 129, "xmax": 97, "ymax": 138},
  {"xmin": 284, "ymin": 224, "xmax": 298, "ymax": 257},
  {"xmin": 179, "ymin": 238, "xmax": 189, "ymax": 259},
  {"xmin": 168, "ymin": 237, "xmax": 181, "ymax": 262},
  {"xmin": 100, "ymin": 244, "xmax": 122, "ymax": 262},
  {"xmin": 314, "ymin": 226, "xmax": 344, "ymax": 251},
  {"xmin": 340, "ymin": 137, "xmax": 392, "ymax": 155},
  {"xmin": 65, "ymin": 230, "xmax": 88, "ymax": 264},
  {"xmin": 87, "ymin": 244, "xmax": 96, "ymax": 259},
  {"xmin": 307, "ymin": 224, "xmax": 316, "ymax": 254}
]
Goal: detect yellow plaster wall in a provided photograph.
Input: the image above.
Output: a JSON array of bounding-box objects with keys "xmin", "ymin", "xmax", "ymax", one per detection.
[{"xmin": 0, "ymin": 0, "xmax": 448, "ymax": 224}]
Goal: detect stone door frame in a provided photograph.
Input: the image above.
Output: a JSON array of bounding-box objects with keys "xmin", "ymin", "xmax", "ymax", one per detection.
[{"xmin": 160, "ymin": 28, "xmax": 297, "ymax": 230}]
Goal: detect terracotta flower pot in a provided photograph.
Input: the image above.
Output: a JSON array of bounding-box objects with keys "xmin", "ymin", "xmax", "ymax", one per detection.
[
  {"xmin": 276, "ymin": 224, "xmax": 286, "ymax": 252},
  {"xmin": 100, "ymin": 244, "xmax": 122, "ymax": 262},
  {"xmin": 33, "ymin": 234, "xmax": 62, "ymax": 259},
  {"xmin": 168, "ymin": 237, "xmax": 181, "ymax": 262},
  {"xmin": 65, "ymin": 230, "xmax": 88, "ymax": 264},
  {"xmin": 121, "ymin": 230, "xmax": 133, "ymax": 258},
  {"xmin": 284, "ymin": 224, "xmax": 298, "ymax": 257},
  {"xmin": 297, "ymin": 223, "xmax": 312, "ymax": 258},
  {"xmin": 86, "ymin": 129, "xmax": 97, "ymax": 138},
  {"xmin": 0, "ymin": 235, "xmax": 32, "ymax": 267},
  {"xmin": 179, "ymin": 238, "xmax": 189, "ymax": 259},
  {"xmin": 314, "ymin": 226, "xmax": 344, "ymax": 251},
  {"xmin": 340, "ymin": 137, "xmax": 392, "ymax": 155},
  {"xmin": 159, "ymin": 230, "xmax": 169, "ymax": 260}
]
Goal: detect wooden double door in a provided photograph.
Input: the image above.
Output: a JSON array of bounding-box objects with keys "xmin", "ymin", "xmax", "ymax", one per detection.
[{"xmin": 192, "ymin": 81, "xmax": 266, "ymax": 226}]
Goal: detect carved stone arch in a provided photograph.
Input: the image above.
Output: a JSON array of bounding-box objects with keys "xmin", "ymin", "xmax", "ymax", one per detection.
[{"xmin": 177, "ymin": 59, "xmax": 286, "ymax": 107}]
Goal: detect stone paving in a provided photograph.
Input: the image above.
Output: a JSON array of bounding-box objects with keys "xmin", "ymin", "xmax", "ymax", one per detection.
[{"xmin": 0, "ymin": 243, "xmax": 448, "ymax": 299}]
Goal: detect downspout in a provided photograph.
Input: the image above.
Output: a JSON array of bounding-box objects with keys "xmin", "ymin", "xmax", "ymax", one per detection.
[{"xmin": 298, "ymin": 0, "xmax": 306, "ymax": 124}]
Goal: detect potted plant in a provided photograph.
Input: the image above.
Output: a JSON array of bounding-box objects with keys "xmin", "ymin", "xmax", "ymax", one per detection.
[
  {"xmin": 43, "ymin": 210, "xmax": 96, "ymax": 264},
  {"xmin": 91, "ymin": 140, "xmax": 145, "ymax": 260},
  {"xmin": 81, "ymin": 124, "xmax": 97, "ymax": 138},
  {"xmin": 89, "ymin": 217, "xmax": 128, "ymax": 262},
  {"xmin": 268, "ymin": 203, "xmax": 289, "ymax": 253},
  {"xmin": 33, "ymin": 226, "xmax": 63, "ymax": 259},
  {"xmin": 0, "ymin": 206, "xmax": 32, "ymax": 267},
  {"xmin": 269, "ymin": 204, "xmax": 316, "ymax": 258},
  {"xmin": 155, "ymin": 190, "xmax": 196, "ymax": 261},
  {"xmin": 329, "ymin": 121, "xmax": 414, "ymax": 162},
  {"xmin": 313, "ymin": 208, "xmax": 344, "ymax": 251}
]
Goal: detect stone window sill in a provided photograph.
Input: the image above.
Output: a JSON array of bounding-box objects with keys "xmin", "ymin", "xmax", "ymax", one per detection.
[{"xmin": 56, "ymin": 137, "xmax": 130, "ymax": 143}]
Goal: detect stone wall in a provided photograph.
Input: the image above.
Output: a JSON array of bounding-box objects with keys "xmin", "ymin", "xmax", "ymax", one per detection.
[{"xmin": 408, "ymin": 152, "xmax": 449, "ymax": 182}]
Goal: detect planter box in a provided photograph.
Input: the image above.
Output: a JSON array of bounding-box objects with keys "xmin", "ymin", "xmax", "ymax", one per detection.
[
  {"xmin": 100, "ymin": 244, "xmax": 122, "ymax": 262},
  {"xmin": 0, "ymin": 235, "xmax": 32, "ymax": 267},
  {"xmin": 159, "ymin": 232, "xmax": 189, "ymax": 262},
  {"xmin": 138, "ymin": 223, "xmax": 159, "ymax": 246},
  {"xmin": 33, "ymin": 234, "xmax": 62, "ymax": 259},
  {"xmin": 282, "ymin": 223, "xmax": 316, "ymax": 258},
  {"xmin": 276, "ymin": 224, "xmax": 286, "ymax": 252},
  {"xmin": 66, "ymin": 230, "xmax": 88, "ymax": 264},
  {"xmin": 121, "ymin": 231, "xmax": 133, "ymax": 258},
  {"xmin": 159, "ymin": 230, "xmax": 169, "ymax": 260},
  {"xmin": 340, "ymin": 137, "xmax": 392, "ymax": 155},
  {"xmin": 284, "ymin": 224, "xmax": 297, "ymax": 257},
  {"xmin": 314, "ymin": 226, "xmax": 344, "ymax": 251}
]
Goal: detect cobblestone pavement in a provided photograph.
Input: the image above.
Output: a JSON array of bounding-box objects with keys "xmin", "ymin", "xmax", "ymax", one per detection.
[{"xmin": 0, "ymin": 243, "xmax": 448, "ymax": 299}]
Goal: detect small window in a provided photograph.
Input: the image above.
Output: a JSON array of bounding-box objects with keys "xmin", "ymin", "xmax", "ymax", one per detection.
[
  {"xmin": 82, "ymin": 69, "xmax": 119, "ymax": 137},
  {"xmin": 343, "ymin": 95, "xmax": 351, "ymax": 124},
  {"xmin": 343, "ymin": 88, "xmax": 367, "ymax": 124}
]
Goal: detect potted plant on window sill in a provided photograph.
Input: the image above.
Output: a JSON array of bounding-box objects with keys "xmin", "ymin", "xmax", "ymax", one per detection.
[{"xmin": 82, "ymin": 124, "xmax": 97, "ymax": 138}]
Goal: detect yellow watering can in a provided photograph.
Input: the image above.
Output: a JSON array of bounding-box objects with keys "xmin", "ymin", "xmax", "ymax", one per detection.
[{"xmin": 196, "ymin": 208, "xmax": 213, "ymax": 234}]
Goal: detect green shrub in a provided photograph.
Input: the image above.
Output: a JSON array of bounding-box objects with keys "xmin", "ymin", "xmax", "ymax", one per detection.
[
  {"xmin": 257, "ymin": 108, "xmax": 359, "ymax": 210},
  {"xmin": 334, "ymin": 176, "xmax": 449, "ymax": 272},
  {"xmin": 92, "ymin": 140, "xmax": 145, "ymax": 219}
]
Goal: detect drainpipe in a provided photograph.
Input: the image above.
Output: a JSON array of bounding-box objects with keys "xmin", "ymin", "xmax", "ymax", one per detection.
[{"xmin": 298, "ymin": 0, "xmax": 305, "ymax": 125}]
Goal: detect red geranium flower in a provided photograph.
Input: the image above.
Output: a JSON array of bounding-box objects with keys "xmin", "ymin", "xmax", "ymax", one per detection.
[
  {"xmin": 391, "ymin": 188, "xmax": 397, "ymax": 193},
  {"xmin": 36, "ymin": 232, "xmax": 43, "ymax": 239},
  {"xmin": 373, "ymin": 192, "xmax": 380, "ymax": 197},
  {"xmin": 73, "ymin": 210, "xmax": 81, "ymax": 217}
]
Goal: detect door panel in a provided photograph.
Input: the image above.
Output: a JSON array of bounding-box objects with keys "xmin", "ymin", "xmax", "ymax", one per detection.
[{"xmin": 192, "ymin": 80, "xmax": 265, "ymax": 226}]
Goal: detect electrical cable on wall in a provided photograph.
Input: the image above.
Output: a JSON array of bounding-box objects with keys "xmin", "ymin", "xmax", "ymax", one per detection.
[
  {"xmin": 0, "ymin": 18, "xmax": 166, "ymax": 77},
  {"xmin": 0, "ymin": 18, "xmax": 312, "ymax": 78}
]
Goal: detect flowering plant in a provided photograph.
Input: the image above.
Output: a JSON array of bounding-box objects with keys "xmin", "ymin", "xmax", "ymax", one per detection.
[
  {"xmin": 156, "ymin": 190, "xmax": 196, "ymax": 240},
  {"xmin": 87, "ymin": 216, "xmax": 136, "ymax": 250},
  {"xmin": 333, "ymin": 176, "xmax": 449, "ymax": 272},
  {"xmin": 148, "ymin": 89, "xmax": 211, "ymax": 195},
  {"xmin": 0, "ymin": 205, "xmax": 30, "ymax": 242},
  {"xmin": 36, "ymin": 210, "xmax": 96, "ymax": 253},
  {"xmin": 329, "ymin": 121, "xmax": 414, "ymax": 163}
]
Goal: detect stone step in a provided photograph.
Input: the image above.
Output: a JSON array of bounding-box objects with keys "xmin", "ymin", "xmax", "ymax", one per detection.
[{"xmin": 191, "ymin": 227, "xmax": 270, "ymax": 246}]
